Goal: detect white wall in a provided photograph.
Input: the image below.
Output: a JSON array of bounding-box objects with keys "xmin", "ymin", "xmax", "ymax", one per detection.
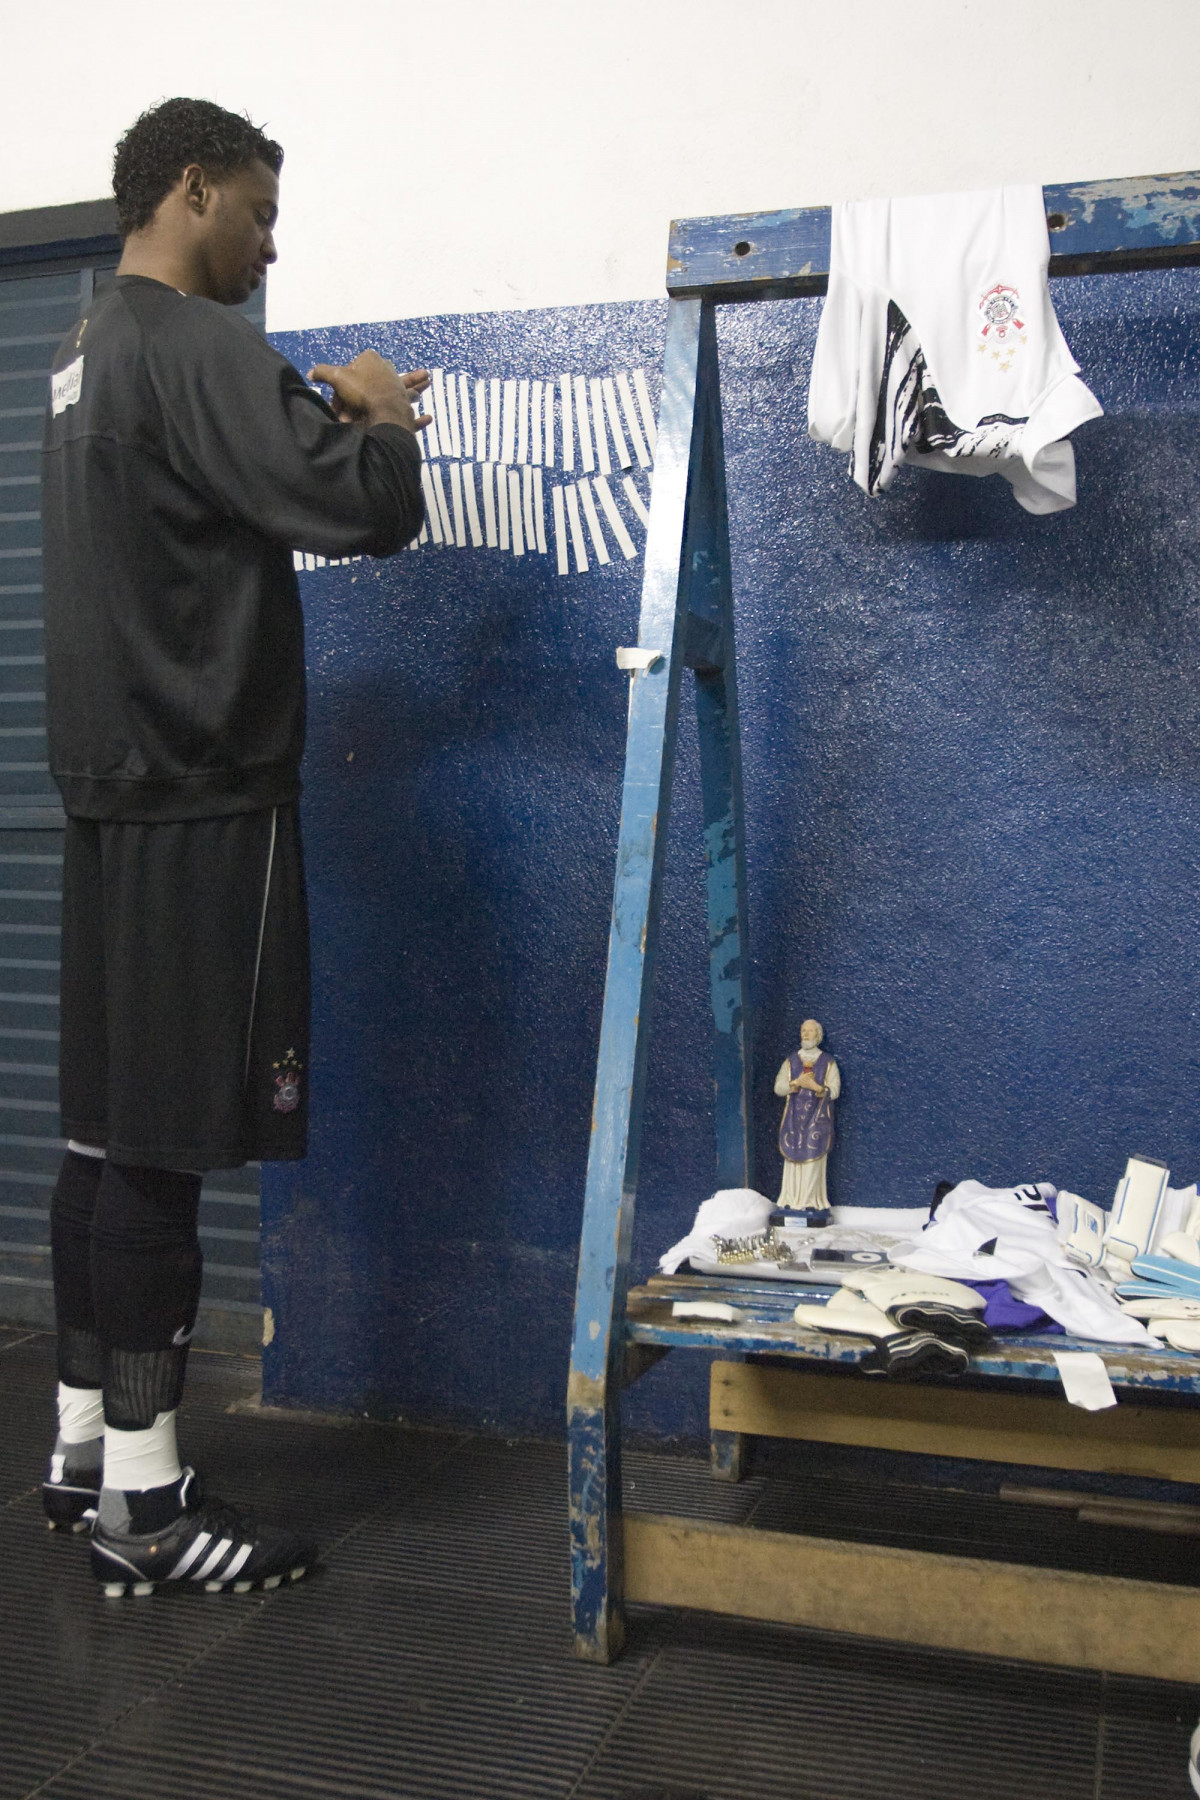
[{"xmin": 6, "ymin": 0, "xmax": 1200, "ymax": 331}]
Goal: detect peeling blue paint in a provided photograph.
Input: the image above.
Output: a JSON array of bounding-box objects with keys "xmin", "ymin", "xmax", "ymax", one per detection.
[
  {"xmin": 1059, "ymin": 178, "xmax": 1200, "ymax": 242},
  {"xmin": 668, "ymin": 173, "xmax": 1200, "ymax": 298}
]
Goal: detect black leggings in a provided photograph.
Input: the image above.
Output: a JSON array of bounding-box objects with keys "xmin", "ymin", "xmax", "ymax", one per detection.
[{"xmin": 50, "ymin": 1150, "xmax": 203, "ymax": 1430}]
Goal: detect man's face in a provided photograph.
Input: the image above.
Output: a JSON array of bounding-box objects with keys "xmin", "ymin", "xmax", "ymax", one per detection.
[
  {"xmin": 200, "ymin": 159, "xmax": 279, "ymax": 305},
  {"xmin": 801, "ymin": 1021, "xmax": 820, "ymax": 1049}
]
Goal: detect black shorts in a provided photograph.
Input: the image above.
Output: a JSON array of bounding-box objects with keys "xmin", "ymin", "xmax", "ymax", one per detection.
[{"xmin": 59, "ymin": 804, "xmax": 310, "ymax": 1171}]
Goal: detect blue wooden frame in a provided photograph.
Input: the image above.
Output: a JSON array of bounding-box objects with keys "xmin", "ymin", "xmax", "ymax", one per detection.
[{"xmin": 567, "ymin": 172, "xmax": 1200, "ymax": 1664}]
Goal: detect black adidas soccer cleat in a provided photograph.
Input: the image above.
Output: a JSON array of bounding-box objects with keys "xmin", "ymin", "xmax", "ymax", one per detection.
[
  {"xmin": 863, "ymin": 1330, "xmax": 971, "ymax": 1380},
  {"xmin": 42, "ymin": 1454, "xmax": 101, "ymax": 1532},
  {"xmin": 889, "ymin": 1301, "xmax": 991, "ymax": 1346},
  {"xmin": 90, "ymin": 1468, "xmax": 317, "ymax": 1597}
]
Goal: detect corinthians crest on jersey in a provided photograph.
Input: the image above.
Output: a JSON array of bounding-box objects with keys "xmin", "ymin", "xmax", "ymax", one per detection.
[
  {"xmin": 976, "ymin": 282, "xmax": 1028, "ymax": 371},
  {"xmin": 271, "ymin": 1050, "xmax": 303, "ymax": 1113}
]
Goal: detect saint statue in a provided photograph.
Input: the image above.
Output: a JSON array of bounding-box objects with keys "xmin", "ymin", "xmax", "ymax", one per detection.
[{"xmin": 775, "ymin": 1018, "xmax": 840, "ymax": 1212}]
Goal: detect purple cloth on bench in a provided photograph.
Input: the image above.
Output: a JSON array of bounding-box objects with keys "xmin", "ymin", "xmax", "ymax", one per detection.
[{"xmin": 967, "ymin": 1278, "xmax": 1064, "ymax": 1334}]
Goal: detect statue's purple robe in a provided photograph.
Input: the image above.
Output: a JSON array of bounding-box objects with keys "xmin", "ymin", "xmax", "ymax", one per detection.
[{"xmin": 778, "ymin": 1050, "xmax": 834, "ymax": 1164}]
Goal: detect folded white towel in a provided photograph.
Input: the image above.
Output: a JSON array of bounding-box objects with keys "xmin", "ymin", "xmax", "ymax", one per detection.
[
  {"xmin": 808, "ymin": 184, "xmax": 1102, "ymax": 514},
  {"xmin": 658, "ymin": 1188, "xmax": 775, "ymax": 1275}
]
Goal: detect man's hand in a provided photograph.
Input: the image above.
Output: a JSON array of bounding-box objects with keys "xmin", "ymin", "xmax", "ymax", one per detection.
[{"xmin": 307, "ymin": 352, "xmax": 432, "ymax": 434}]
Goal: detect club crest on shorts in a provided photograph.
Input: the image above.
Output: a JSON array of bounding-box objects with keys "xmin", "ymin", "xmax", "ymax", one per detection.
[
  {"xmin": 976, "ymin": 282, "xmax": 1027, "ymax": 371},
  {"xmin": 271, "ymin": 1049, "xmax": 303, "ymax": 1113}
]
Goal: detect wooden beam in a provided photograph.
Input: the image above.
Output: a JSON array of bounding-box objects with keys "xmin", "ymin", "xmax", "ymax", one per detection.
[
  {"xmin": 625, "ymin": 1513, "xmax": 1200, "ymax": 1681},
  {"xmin": 567, "ymin": 297, "xmax": 711, "ymax": 1664},
  {"xmin": 711, "ymin": 1359, "xmax": 1200, "ymax": 1483},
  {"xmin": 709, "ymin": 1428, "xmax": 747, "ymax": 1483},
  {"xmin": 688, "ymin": 308, "xmax": 754, "ymax": 1190},
  {"xmin": 666, "ymin": 170, "xmax": 1200, "ymax": 301}
]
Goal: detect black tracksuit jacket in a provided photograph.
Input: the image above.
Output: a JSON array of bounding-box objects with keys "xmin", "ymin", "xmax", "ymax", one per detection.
[{"xmin": 42, "ymin": 274, "xmax": 424, "ymax": 822}]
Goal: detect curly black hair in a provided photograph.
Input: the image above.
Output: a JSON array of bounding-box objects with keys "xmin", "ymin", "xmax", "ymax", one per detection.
[{"xmin": 113, "ymin": 98, "xmax": 283, "ymax": 239}]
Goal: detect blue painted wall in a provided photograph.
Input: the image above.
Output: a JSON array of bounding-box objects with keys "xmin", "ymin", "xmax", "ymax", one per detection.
[{"xmin": 263, "ymin": 270, "xmax": 1200, "ymax": 1439}]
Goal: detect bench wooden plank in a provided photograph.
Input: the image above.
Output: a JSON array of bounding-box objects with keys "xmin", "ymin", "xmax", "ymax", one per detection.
[
  {"xmin": 628, "ymin": 1274, "xmax": 1200, "ymax": 1393},
  {"xmin": 665, "ymin": 170, "xmax": 1200, "ymax": 300},
  {"xmin": 625, "ymin": 1513, "xmax": 1200, "ymax": 1681},
  {"xmin": 711, "ymin": 1359, "xmax": 1200, "ymax": 1485}
]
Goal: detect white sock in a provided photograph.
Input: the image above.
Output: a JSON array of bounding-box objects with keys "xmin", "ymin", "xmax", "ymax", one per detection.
[
  {"xmin": 57, "ymin": 1382, "xmax": 104, "ymax": 1446},
  {"xmin": 102, "ymin": 1411, "xmax": 183, "ymax": 1493}
]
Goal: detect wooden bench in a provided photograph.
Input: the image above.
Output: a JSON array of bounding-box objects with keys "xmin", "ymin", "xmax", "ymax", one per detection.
[{"xmin": 613, "ymin": 1270, "xmax": 1200, "ymax": 1683}]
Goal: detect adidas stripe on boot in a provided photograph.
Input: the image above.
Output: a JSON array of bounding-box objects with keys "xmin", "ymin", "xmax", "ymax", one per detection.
[
  {"xmin": 91, "ymin": 1468, "xmax": 317, "ymax": 1597},
  {"xmin": 42, "ymin": 1451, "xmax": 102, "ymax": 1532}
]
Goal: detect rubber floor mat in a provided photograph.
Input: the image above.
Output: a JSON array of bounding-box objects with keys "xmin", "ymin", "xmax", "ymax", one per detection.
[
  {"xmin": 1096, "ymin": 1674, "xmax": 1200, "ymax": 1800},
  {"xmin": 31, "ymin": 1580, "xmax": 648, "ymax": 1800},
  {"xmin": 572, "ymin": 1634, "xmax": 1101, "ymax": 1800},
  {"xmin": 3, "ymin": 1331, "xmax": 1198, "ymax": 1800},
  {"xmin": 0, "ymin": 1493, "xmax": 268, "ymax": 1800}
]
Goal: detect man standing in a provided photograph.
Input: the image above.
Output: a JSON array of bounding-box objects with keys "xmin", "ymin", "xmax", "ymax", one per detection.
[{"xmin": 40, "ymin": 98, "xmax": 426, "ymax": 1595}]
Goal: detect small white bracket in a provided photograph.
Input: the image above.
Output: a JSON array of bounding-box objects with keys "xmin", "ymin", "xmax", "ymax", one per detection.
[{"xmin": 616, "ymin": 647, "xmax": 664, "ymax": 672}]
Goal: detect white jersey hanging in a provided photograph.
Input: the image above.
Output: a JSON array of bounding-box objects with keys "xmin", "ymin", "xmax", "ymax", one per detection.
[{"xmin": 808, "ymin": 185, "xmax": 1103, "ymax": 514}]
